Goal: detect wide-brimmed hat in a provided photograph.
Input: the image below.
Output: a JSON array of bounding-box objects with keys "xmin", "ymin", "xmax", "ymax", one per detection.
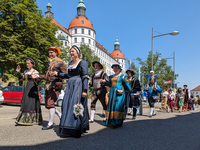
[
  {"xmin": 92, "ymin": 61, "xmax": 103, "ymax": 69},
  {"xmin": 48, "ymin": 46, "xmax": 62, "ymax": 56},
  {"xmin": 111, "ymin": 64, "xmax": 122, "ymax": 70},
  {"xmin": 126, "ymin": 68, "xmax": 135, "ymax": 75}
]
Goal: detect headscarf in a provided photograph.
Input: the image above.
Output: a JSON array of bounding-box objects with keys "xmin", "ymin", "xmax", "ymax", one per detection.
[{"xmin": 71, "ymin": 45, "xmax": 81, "ymax": 55}]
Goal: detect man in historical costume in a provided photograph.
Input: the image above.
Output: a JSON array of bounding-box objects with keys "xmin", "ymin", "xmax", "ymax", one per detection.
[
  {"xmin": 40, "ymin": 46, "xmax": 67, "ymax": 130},
  {"xmin": 125, "ymin": 68, "xmax": 141, "ymax": 119},
  {"xmin": 144, "ymin": 77, "xmax": 162, "ymax": 118},
  {"xmin": 183, "ymin": 85, "xmax": 190, "ymax": 111},
  {"xmin": 89, "ymin": 61, "xmax": 109, "ymax": 123}
]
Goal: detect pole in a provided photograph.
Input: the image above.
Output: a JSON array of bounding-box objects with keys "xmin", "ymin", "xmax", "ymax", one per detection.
[
  {"xmin": 135, "ymin": 62, "xmax": 137, "ymax": 78},
  {"xmin": 139, "ymin": 64, "xmax": 141, "ymax": 81},
  {"xmin": 152, "ymin": 27, "xmax": 154, "ymax": 71},
  {"xmin": 173, "ymin": 51, "xmax": 175, "ymax": 87}
]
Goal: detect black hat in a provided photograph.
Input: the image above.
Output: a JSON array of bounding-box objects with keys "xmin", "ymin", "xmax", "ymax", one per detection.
[
  {"xmin": 126, "ymin": 69, "xmax": 135, "ymax": 75},
  {"xmin": 111, "ymin": 64, "xmax": 122, "ymax": 70},
  {"xmin": 92, "ymin": 61, "xmax": 103, "ymax": 69}
]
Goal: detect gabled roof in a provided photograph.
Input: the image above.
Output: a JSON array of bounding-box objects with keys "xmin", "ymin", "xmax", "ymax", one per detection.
[
  {"xmin": 95, "ymin": 41, "xmax": 110, "ymax": 55},
  {"xmin": 52, "ymin": 19, "xmax": 71, "ymax": 35},
  {"xmin": 191, "ymin": 85, "xmax": 200, "ymax": 91}
]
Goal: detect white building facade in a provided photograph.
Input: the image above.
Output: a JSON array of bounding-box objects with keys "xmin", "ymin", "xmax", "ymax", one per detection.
[{"xmin": 45, "ymin": 0, "xmax": 126, "ymax": 76}]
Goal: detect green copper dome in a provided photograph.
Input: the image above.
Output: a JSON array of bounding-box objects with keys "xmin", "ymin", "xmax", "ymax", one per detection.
[
  {"xmin": 77, "ymin": 0, "xmax": 86, "ymax": 9},
  {"xmin": 114, "ymin": 36, "xmax": 120, "ymax": 45},
  {"xmin": 47, "ymin": 2, "xmax": 51, "ymax": 7},
  {"xmin": 58, "ymin": 32, "xmax": 68, "ymax": 41}
]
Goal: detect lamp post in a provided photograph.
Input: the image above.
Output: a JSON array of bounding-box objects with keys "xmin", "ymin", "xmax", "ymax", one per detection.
[
  {"xmin": 158, "ymin": 51, "xmax": 176, "ymax": 87},
  {"xmin": 151, "ymin": 28, "xmax": 179, "ymax": 71}
]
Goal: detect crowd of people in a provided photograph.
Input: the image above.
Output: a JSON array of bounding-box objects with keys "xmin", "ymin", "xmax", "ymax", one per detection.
[
  {"xmin": 12, "ymin": 45, "xmax": 196, "ymax": 138},
  {"xmin": 161, "ymin": 85, "xmax": 198, "ymax": 113}
]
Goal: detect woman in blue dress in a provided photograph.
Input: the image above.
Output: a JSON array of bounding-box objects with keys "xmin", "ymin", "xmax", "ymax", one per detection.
[
  {"xmin": 100, "ymin": 64, "xmax": 133, "ymax": 128},
  {"xmin": 51, "ymin": 45, "xmax": 89, "ymax": 138}
]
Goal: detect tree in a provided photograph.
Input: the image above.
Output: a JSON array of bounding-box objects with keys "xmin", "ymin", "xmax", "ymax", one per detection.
[
  {"xmin": 0, "ymin": 0, "xmax": 60, "ymax": 81},
  {"xmin": 136, "ymin": 51, "xmax": 178, "ymax": 89},
  {"xmin": 59, "ymin": 46, "xmax": 70, "ymax": 64},
  {"xmin": 80, "ymin": 44, "xmax": 100, "ymax": 76}
]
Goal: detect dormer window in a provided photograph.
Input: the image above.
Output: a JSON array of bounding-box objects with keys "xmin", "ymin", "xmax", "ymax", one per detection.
[{"xmin": 82, "ymin": 20, "xmax": 84, "ymax": 24}]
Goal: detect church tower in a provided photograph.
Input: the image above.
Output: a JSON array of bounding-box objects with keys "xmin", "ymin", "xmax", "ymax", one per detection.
[{"xmin": 45, "ymin": 2, "xmax": 54, "ymax": 18}]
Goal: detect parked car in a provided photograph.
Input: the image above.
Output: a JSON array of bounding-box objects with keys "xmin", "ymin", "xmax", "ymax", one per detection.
[
  {"xmin": 39, "ymin": 90, "xmax": 65, "ymax": 107},
  {"xmin": 1, "ymin": 86, "xmax": 42, "ymax": 104}
]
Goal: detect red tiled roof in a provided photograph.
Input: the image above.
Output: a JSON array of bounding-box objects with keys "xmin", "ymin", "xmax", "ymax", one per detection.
[
  {"xmin": 52, "ymin": 19, "xmax": 71, "ymax": 35},
  {"xmin": 191, "ymin": 85, "xmax": 200, "ymax": 91},
  {"xmin": 95, "ymin": 41, "xmax": 110, "ymax": 55},
  {"xmin": 69, "ymin": 16, "xmax": 94, "ymax": 30}
]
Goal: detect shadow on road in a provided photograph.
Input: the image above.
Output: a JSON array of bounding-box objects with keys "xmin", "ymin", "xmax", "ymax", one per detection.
[{"xmin": 1, "ymin": 111, "xmax": 200, "ymax": 150}]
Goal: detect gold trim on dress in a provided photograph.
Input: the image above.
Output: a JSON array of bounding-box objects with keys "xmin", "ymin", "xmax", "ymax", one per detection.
[{"xmin": 106, "ymin": 111, "xmax": 125, "ymax": 120}]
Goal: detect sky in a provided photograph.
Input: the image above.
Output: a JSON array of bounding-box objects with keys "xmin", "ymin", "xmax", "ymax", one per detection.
[{"xmin": 36, "ymin": 0, "xmax": 200, "ymax": 90}]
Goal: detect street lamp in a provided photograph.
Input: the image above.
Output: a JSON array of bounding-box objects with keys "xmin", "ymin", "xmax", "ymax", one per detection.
[
  {"xmin": 158, "ymin": 51, "xmax": 175, "ymax": 87},
  {"xmin": 151, "ymin": 28, "xmax": 179, "ymax": 71}
]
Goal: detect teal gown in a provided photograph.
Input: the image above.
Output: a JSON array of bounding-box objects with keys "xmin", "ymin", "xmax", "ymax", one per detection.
[{"xmin": 104, "ymin": 74, "xmax": 132, "ymax": 126}]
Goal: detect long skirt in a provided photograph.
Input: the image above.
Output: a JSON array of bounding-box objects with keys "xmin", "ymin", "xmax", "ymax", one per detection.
[
  {"xmin": 16, "ymin": 81, "xmax": 42, "ymax": 125},
  {"xmin": 59, "ymin": 76, "xmax": 89, "ymax": 138},
  {"xmin": 106, "ymin": 88, "xmax": 126, "ymax": 126}
]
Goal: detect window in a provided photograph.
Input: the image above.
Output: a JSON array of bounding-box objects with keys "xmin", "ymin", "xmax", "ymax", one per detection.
[
  {"xmin": 196, "ymin": 92, "xmax": 198, "ymax": 94},
  {"xmin": 2, "ymin": 86, "xmax": 13, "ymax": 92},
  {"xmin": 82, "ymin": 29, "xmax": 84, "ymax": 34},
  {"xmin": 75, "ymin": 29, "xmax": 77, "ymax": 34},
  {"xmin": 82, "ymin": 20, "xmax": 84, "ymax": 24},
  {"xmin": 74, "ymin": 38, "xmax": 77, "ymax": 43},
  {"xmin": 88, "ymin": 30, "xmax": 91, "ymax": 35},
  {"xmin": 88, "ymin": 39, "xmax": 91, "ymax": 44},
  {"xmin": 14, "ymin": 86, "xmax": 24, "ymax": 92},
  {"xmin": 82, "ymin": 38, "xmax": 84, "ymax": 43},
  {"xmin": 65, "ymin": 41, "xmax": 67, "ymax": 46}
]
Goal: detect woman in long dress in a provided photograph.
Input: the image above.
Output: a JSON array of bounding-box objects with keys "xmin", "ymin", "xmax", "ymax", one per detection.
[
  {"xmin": 15, "ymin": 58, "xmax": 42, "ymax": 125},
  {"xmin": 100, "ymin": 64, "xmax": 133, "ymax": 128},
  {"xmin": 51, "ymin": 45, "xmax": 89, "ymax": 138}
]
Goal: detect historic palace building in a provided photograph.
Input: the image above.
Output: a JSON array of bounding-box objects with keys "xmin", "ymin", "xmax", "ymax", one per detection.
[{"xmin": 45, "ymin": 0, "xmax": 126, "ymax": 75}]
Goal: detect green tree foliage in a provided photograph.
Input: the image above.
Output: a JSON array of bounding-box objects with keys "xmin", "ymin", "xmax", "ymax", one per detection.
[
  {"xmin": 136, "ymin": 51, "xmax": 178, "ymax": 89},
  {"xmin": 0, "ymin": 0, "xmax": 60, "ymax": 80},
  {"xmin": 80, "ymin": 44, "xmax": 100, "ymax": 76},
  {"xmin": 59, "ymin": 46, "xmax": 70, "ymax": 64}
]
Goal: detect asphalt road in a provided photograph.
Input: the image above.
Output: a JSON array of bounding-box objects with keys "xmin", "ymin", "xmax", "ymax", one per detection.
[{"xmin": 0, "ymin": 102, "xmax": 200, "ymax": 150}]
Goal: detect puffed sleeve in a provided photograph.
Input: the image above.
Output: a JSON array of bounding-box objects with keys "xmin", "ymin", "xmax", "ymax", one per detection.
[
  {"xmin": 156, "ymin": 85, "xmax": 162, "ymax": 93},
  {"xmin": 144, "ymin": 85, "xmax": 148, "ymax": 92},
  {"xmin": 122, "ymin": 74, "xmax": 132, "ymax": 93},
  {"xmin": 104, "ymin": 75, "xmax": 112, "ymax": 87},
  {"xmin": 60, "ymin": 61, "xmax": 67, "ymax": 74},
  {"xmin": 80, "ymin": 60, "xmax": 89, "ymax": 93},
  {"xmin": 103, "ymin": 72, "xmax": 109, "ymax": 82},
  {"xmin": 132, "ymin": 79, "xmax": 141, "ymax": 93}
]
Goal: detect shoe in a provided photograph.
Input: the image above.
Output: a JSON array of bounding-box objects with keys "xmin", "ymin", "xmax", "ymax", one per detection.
[
  {"xmin": 89, "ymin": 120, "xmax": 94, "ymax": 123},
  {"xmin": 42, "ymin": 125, "xmax": 53, "ymax": 130},
  {"xmin": 153, "ymin": 114, "xmax": 156, "ymax": 116},
  {"xmin": 149, "ymin": 115, "xmax": 152, "ymax": 118},
  {"xmin": 132, "ymin": 116, "xmax": 136, "ymax": 120}
]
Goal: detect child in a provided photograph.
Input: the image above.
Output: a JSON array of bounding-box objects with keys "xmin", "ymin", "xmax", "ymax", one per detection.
[
  {"xmin": 167, "ymin": 89, "xmax": 174, "ymax": 113},
  {"xmin": 148, "ymin": 70, "xmax": 161, "ymax": 83},
  {"xmin": 190, "ymin": 95, "xmax": 195, "ymax": 110}
]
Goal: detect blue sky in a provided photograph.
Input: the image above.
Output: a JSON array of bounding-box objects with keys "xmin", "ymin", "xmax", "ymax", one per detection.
[{"xmin": 36, "ymin": 0, "xmax": 200, "ymax": 90}]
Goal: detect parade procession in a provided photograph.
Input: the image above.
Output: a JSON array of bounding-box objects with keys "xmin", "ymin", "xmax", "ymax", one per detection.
[{"xmin": 0, "ymin": 0, "xmax": 200, "ymax": 149}]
